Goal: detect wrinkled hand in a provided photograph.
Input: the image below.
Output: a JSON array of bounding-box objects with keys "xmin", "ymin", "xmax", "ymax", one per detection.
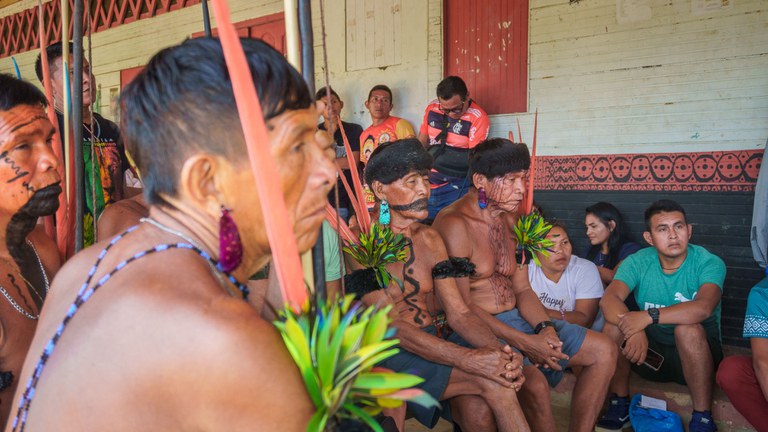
[
  {"xmin": 621, "ymin": 332, "xmax": 648, "ymax": 365},
  {"xmin": 458, "ymin": 346, "xmax": 522, "ymax": 389},
  {"xmin": 617, "ymin": 311, "xmax": 652, "ymax": 339},
  {"xmin": 519, "ymin": 328, "xmax": 568, "ymax": 371},
  {"xmin": 500, "ymin": 345, "xmax": 526, "ymax": 391}
]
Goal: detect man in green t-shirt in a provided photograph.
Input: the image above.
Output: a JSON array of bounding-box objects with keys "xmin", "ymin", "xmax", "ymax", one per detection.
[{"xmin": 598, "ymin": 199, "xmax": 726, "ymax": 432}]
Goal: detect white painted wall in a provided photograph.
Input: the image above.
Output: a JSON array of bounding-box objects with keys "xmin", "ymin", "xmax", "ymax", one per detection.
[
  {"xmin": 308, "ymin": 0, "xmax": 441, "ymax": 132},
  {"xmin": 2, "ymin": 0, "xmax": 765, "ymax": 156},
  {"xmin": 494, "ymin": 0, "xmax": 768, "ymax": 155},
  {"xmin": 0, "ymin": 0, "xmax": 285, "ymax": 120}
]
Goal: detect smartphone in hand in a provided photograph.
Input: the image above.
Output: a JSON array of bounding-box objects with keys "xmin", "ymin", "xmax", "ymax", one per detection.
[
  {"xmin": 620, "ymin": 340, "xmax": 665, "ymax": 371},
  {"xmin": 642, "ymin": 347, "xmax": 664, "ymax": 371}
]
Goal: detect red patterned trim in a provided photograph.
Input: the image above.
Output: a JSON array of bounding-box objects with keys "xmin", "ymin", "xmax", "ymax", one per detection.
[
  {"xmin": 536, "ymin": 150, "xmax": 762, "ymax": 192},
  {"xmin": 0, "ymin": 0, "xmax": 199, "ymax": 58}
]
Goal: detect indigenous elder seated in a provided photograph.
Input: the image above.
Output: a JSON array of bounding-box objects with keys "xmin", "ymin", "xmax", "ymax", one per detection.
[
  {"xmin": 529, "ymin": 221, "xmax": 605, "ymax": 331},
  {"xmin": 350, "ymin": 139, "xmax": 529, "ymax": 432},
  {"xmin": 716, "ymin": 275, "xmax": 768, "ymax": 431},
  {"xmin": 599, "ymin": 199, "xmax": 726, "ymax": 432},
  {"xmin": 5, "ymin": 38, "xmax": 335, "ymax": 431},
  {"xmin": 0, "ymin": 74, "xmax": 62, "ymax": 427},
  {"xmin": 432, "ymin": 138, "xmax": 616, "ymax": 432}
]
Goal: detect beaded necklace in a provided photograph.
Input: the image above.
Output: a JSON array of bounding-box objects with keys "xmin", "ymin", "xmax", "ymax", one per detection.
[
  {"xmin": 11, "ymin": 224, "xmax": 249, "ymax": 431},
  {"xmin": 0, "ymin": 240, "xmax": 50, "ymax": 320}
]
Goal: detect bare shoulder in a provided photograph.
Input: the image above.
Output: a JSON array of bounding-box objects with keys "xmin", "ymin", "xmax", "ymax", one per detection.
[
  {"xmin": 432, "ymin": 205, "xmax": 470, "ymax": 238},
  {"xmin": 432, "ymin": 201, "xmax": 475, "ymax": 257},
  {"xmin": 97, "ymin": 197, "xmax": 149, "ymax": 241},
  {"xmin": 27, "ymin": 225, "xmax": 61, "ymax": 276},
  {"xmin": 411, "ymin": 224, "xmax": 448, "ymax": 254},
  {"xmin": 183, "ymin": 298, "xmax": 313, "ymax": 430}
]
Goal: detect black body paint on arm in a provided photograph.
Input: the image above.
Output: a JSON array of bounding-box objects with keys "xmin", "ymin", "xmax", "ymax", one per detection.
[{"xmin": 401, "ymin": 242, "xmax": 426, "ymax": 326}]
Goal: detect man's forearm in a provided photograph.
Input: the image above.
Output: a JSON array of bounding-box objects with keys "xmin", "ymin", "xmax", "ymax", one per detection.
[
  {"xmin": 600, "ymin": 293, "xmax": 629, "ymax": 325},
  {"xmin": 656, "ymin": 301, "xmax": 716, "ymax": 325},
  {"xmin": 516, "ymin": 289, "xmax": 551, "ymax": 326},
  {"xmin": 394, "ymin": 320, "xmax": 469, "ymax": 367},
  {"xmin": 470, "ymin": 303, "xmax": 528, "ymax": 349},
  {"xmin": 449, "ymin": 310, "xmax": 501, "ymax": 349}
]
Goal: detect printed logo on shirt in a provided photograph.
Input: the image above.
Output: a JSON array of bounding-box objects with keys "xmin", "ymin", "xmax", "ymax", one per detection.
[
  {"xmin": 452, "ymin": 121, "xmax": 463, "ymax": 134},
  {"xmin": 538, "ymin": 292, "xmax": 566, "ymax": 310},
  {"xmin": 379, "ymin": 132, "xmax": 391, "ymax": 143},
  {"xmin": 674, "ymin": 291, "xmax": 696, "ymax": 303}
]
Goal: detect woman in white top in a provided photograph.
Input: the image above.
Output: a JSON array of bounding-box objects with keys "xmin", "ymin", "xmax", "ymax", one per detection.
[{"xmin": 529, "ymin": 222, "xmax": 605, "ymax": 330}]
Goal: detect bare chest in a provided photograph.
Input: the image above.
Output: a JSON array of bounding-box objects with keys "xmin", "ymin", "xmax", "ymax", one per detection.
[
  {"xmin": 471, "ymin": 222, "xmax": 518, "ymax": 278},
  {"xmin": 384, "ymin": 239, "xmax": 436, "ymax": 328}
]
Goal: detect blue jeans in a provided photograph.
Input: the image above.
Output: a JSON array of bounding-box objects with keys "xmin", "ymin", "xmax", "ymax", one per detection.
[{"xmin": 427, "ymin": 174, "xmax": 469, "ymax": 220}]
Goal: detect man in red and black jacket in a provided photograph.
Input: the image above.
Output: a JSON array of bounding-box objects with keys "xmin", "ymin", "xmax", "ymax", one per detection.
[{"xmin": 418, "ymin": 76, "xmax": 490, "ymax": 221}]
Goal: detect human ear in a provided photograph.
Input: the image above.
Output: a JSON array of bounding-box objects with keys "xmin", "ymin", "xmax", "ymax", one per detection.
[
  {"xmin": 608, "ymin": 220, "xmax": 617, "ymax": 232},
  {"xmin": 371, "ymin": 180, "xmax": 386, "ymax": 202},
  {"xmin": 643, "ymin": 231, "xmax": 653, "ymax": 246},
  {"xmin": 177, "ymin": 153, "xmax": 228, "ymax": 217},
  {"xmin": 472, "ymin": 173, "xmax": 487, "ymax": 190}
]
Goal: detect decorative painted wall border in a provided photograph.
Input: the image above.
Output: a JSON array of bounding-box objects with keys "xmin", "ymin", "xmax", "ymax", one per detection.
[
  {"xmin": 0, "ymin": 0, "xmax": 199, "ymax": 58},
  {"xmin": 535, "ymin": 149, "xmax": 762, "ymax": 192}
]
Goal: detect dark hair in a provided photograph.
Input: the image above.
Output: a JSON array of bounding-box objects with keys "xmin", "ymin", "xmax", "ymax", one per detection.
[
  {"xmin": 546, "ymin": 219, "xmax": 569, "ymax": 236},
  {"xmin": 436, "ymin": 76, "xmax": 468, "ymax": 101},
  {"xmin": 119, "ymin": 37, "xmax": 312, "ymax": 205},
  {"xmin": 585, "ymin": 202, "xmax": 629, "ymax": 268},
  {"xmin": 35, "ymin": 41, "xmax": 75, "ymax": 82},
  {"xmin": 644, "ymin": 199, "xmax": 687, "ymax": 231},
  {"xmin": 0, "ymin": 73, "xmax": 48, "ymax": 111},
  {"xmin": 315, "ymin": 86, "xmax": 339, "ymax": 101},
  {"xmin": 469, "ymin": 138, "xmax": 530, "ymax": 180},
  {"xmin": 367, "ymin": 84, "xmax": 392, "ymax": 102},
  {"xmin": 364, "ymin": 138, "xmax": 432, "ymax": 187}
]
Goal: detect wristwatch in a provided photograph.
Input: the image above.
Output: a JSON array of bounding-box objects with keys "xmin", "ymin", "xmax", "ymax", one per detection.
[
  {"xmin": 648, "ymin": 307, "xmax": 660, "ymax": 325},
  {"xmin": 534, "ymin": 320, "xmax": 555, "ymax": 334}
]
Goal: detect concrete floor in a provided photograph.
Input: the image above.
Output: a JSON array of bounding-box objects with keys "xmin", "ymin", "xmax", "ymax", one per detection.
[{"xmin": 403, "ymin": 397, "xmax": 572, "ymax": 431}]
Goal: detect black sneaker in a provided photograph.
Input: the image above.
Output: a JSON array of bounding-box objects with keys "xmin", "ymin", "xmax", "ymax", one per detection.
[{"xmin": 595, "ymin": 394, "xmax": 630, "ymax": 430}]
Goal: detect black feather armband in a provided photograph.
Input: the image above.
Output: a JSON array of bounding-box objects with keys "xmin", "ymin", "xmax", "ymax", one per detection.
[
  {"xmin": 344, "ymin": 268, "xmax": 383, "ymax": 300},
  {"xmin": 432, "ymin": 257, "xmax": 476, "ymax": 279}
]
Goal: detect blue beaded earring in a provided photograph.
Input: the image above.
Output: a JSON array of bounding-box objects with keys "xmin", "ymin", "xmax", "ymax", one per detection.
[
  {"xmin": 379, "ymin": 199, "xmax": 391, "ymax": 225},
  {"xmin": 478, "ymin": 187, "xmax": 488, "ymax": 209}
]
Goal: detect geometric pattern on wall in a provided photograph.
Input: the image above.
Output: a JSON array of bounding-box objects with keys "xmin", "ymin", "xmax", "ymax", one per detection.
[
  {"xmin": 0, "ymin": 0, "xmax": 199, "ymax": 58},
  {"xmin": 536, "ymin": 149, "xmax": 762, "ymax": 192}
]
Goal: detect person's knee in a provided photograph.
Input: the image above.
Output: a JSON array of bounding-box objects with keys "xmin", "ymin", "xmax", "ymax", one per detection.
[
  {"xmin": 572, "ymin": 332, "xmax": 619, "ymax": 369},
  {"xmin": 589, "ymin": 332, "xmax": 619, "ymax": 364},
  {"xmin": 602, "ymin": 321, "xmax": 623, "ymax": 344},
  {"xmin": 674, "ymin": 323, "xmax": 707, "ymax": 346}
]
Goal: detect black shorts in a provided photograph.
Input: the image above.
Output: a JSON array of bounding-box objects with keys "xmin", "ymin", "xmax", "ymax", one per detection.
[
  {"xmin": 631, "ymin": 317, "xmax": 723, "ymax": 384},
  {"xmin": 378, "ymin": 325, "xmax": 451, "ymax": 428}
]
